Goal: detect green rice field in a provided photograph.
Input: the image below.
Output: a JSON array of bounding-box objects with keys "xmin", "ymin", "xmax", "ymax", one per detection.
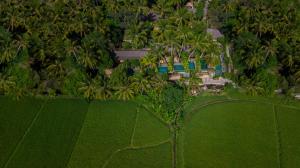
[{"xmin": 0, "ymin": 96, "xmax": 300, "ymax": 168}]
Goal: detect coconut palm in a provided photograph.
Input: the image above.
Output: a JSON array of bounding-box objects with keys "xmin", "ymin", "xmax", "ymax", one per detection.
[
  {"xmin": 140, "ymin": 53, "xmax": 159, "ymax": 70},
  {"xmin": 78, "ymin": 78, "xmax": 100, "ymax": 101},
  {"xmin": 0, "ymin": 45, "xmax": 17, "ymax": 64},
  {"xmin": 46, "ymin": 61, "xmax": 66, "ymax": 79},
  {"xmin": 0, "ymin": 73, "xmax": 15, "ymax": 95},
  {"xmin": 95, "ymin": 86, "xmax": 112, "ymax": 100},
  {"xmin": 77, "ymin": 48, "xmax": 97, "ymax": 69},
  {"xmin": 170, "ymin": 8, "xmax": 191, "ymax": 27},
  {"xmin": 114, "ymin": 86, "xmax": 135, "ymax": 100},
  {"xmin": 129, "ymin": 75, "xmax": 150, "ymax": 94},
  {"xmin": 149, "ymin": 75, "xmax": 168, "ymax": 93}
]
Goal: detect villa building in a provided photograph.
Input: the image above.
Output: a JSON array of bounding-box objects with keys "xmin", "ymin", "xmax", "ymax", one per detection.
[{"xmin": 114, "ymin": 28, "xmax": 229, "ymax": 86}]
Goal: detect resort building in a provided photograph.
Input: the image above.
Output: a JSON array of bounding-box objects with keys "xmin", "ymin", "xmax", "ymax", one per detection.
[{"xmin": 114, "ymin": 28, "xmax": 228, "ymax": 86}]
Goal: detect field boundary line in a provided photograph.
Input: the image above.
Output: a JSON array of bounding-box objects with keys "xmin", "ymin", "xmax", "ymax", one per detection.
[
  {"xmin": 130, "ymin": 107, "xmax": 140, "ymax": 146},
  {"xmin": 180, "ymin": 129, "xmax": 185, "ymax": 168},
  {"xmin": 102, "ymin": 139, "xmax": 171, "ymax": 168},
  {"xmin": 130, "ymin": 138, "xmax": 171, "ymax": 150},
  {"xmin": 273, "ymin": 105, "xmax": 282, "ymax": 168},
  {"xmin": 186, "ymin": 98, "xmax": 297, "ymax": 122},
  {"xmin": 140, "ymin": 105, "xmax": 171, "ymax": 128},
  {"xmin": 3, "ymin": 99, "xmax": 48, "ymax": 168},
  {"xmin": 185, "ymin": 99, "xmax": 240, "ymax": 122},
  {"xmin": 64, "ymin": 102, "xmax": 91, "ymax": 168}
]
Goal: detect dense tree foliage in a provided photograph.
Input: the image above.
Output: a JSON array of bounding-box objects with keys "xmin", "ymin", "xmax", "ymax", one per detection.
[
  {"xmin": 1, "ymin": 0, "xmax": 299, "ymax": 103},
  {"xmin": 209, "ymin": 0, "xmax": 300, "ymax": 95},
  {"xmin": 0, "ymin": 1, "xmax": 122, "ymax": 98}
]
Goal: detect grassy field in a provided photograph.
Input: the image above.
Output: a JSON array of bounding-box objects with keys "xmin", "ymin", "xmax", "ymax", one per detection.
[
  {"xmin": 105, "ymin": 143, "xmax": 172, "ymax": 168},
  {"xmin": 276, "ymin": 106, "xmax": 300, "ymax": 168},
  {"xmin": 0, "ymin": 97, "xmax": 43, "ymax": 168},
  {"xmin": 1, "ymin": 96, "xmax": 300, "ymax": 168},
  {"xmin": 180, "ymin": 97, "xmax": 300, "ymax": 168},
  {"xmin": 68, "ymin": 101, "xmax": 138, "ymax": 168},
  {"xmin": 132, "ymin": 108, "xmax": 171, "ymax": 146},
  {"xmin": 68, "ymin": 101, "xmax": 172, "ymax": 168},
  {"xmin": 183, "ymin": 101, "xmax": 278, "ymax": 168},
  {"xmin": 3, "ymin": 98, "xmax": 89, "ymax": 168}
]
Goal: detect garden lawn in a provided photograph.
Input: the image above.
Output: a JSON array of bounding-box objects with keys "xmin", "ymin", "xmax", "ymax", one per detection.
[
  {"xmin": 5, "ymin": 98, "xmax": 88, "ymax": 168},
  {"xmin": 0, "ymin": 97, "xmax": 44, "ymax": 168},
  {"xmin": 276, "ymin": 106, "xmax": 300, "ymax": 168},
  {"xmin": 183, "ymin": 101, "xmax": 278, "ymax": 168}
]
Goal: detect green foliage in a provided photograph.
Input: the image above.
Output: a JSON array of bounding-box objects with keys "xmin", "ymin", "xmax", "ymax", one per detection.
[
  {"xmin": 0, "ymin": 1, "xmax": 119, "ymax": 97},
  {"xmin": 146, "ymin": 84, "xmax": 184, "ymax": 123},
  {"xmin": 78, "ymin": 76, "xmax": 112, "ymax": 101},
  {"xmin": 0, "ymin": 73, "xmax": 15, "ymax": 95},
  {"xmin": 114, "ymin": 86, "xmax": 135, "ymax": 100},
  {"xmin": 109, "ymin": 62, "xmax": 133, "ymax": 88},
  {"xmin": 63, "ymin": 69, "xmax": 86, "ymax": 96},
  {"xmin": 212, "ymin": 0, "xmax": 300, "ymax": 95}
]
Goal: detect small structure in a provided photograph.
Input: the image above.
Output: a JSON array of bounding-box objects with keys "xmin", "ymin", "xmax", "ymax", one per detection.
[
  {"xmin": 186, "ymin": 1, "xmax": 196, "ymax": 13},
  {"xmin": 114, "ymin": 49, "xmax": 148, "ymax": 62},
  {"xmin": 206, "ymin": 28, "xmax": 223, "ymax": 40},
  {"xmin": 201, "ymin": 77, "xmax": 230, "ymax": 86},
  {"xmin": 104, "ymin": 69, "xmax": 113, "ymax": 77},
  {"xmin": 169, "ymin": 74, "xmax": 181, "ymax": 81}
]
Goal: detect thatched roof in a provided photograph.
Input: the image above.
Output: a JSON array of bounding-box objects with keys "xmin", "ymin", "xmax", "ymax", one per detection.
[{"xmin": 114, "ymin": 50, "xmax": 148, "ymax": 60}]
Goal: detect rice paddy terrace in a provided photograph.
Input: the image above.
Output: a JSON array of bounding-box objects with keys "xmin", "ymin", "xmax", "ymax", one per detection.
[{"xmin": 0, "ymin": 96, "xmax": 300, "ymax": 168}]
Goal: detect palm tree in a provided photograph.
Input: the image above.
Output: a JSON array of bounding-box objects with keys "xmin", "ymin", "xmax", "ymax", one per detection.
[
  {"xmin": 95, "ymin": 86, "xmax": 112, "ymax": 100},
  {"xmin": 170, "ymin": 8, "xmax": 190, "ymax": 26},
  {"xmin": 129, "ymin": 75, "xmax": 150, "ymax": 94},
  {"xmin": 0, "ymin": 73, "xmax": 15, "ymax": 95},
  {"xmin": 46, "ymin": 60, "xmax": 66, "ymax": 79},
  {"xmin": 140, "ymin": 53, "xmax": 159, "ymax": 70},
  {"xmin": 0, "ymin": 45, "xmax": 17, "ymax": 64},
  {"xmin": 167, "ymin": 0, "xmax": 185, "ymax": 9},
  {"xmin": 149, "ymin": 75, "xmax": 168, "ymax": 94},
  {"xmin": 77, "ymin": 48, "xmax": 97, "ymax": 69},
  {"xmin": 78, "ymin": 78, "xmax": 100, "ymax": 101},
  {"xmin": 114, "ymin": 86, "xmax": 135, "ymax": 100}
]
